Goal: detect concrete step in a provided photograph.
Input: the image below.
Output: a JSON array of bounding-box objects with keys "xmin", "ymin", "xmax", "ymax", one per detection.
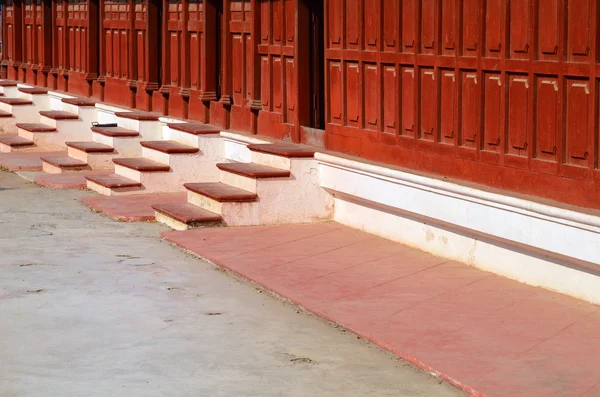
[
  {"xmin": 66, "ymin": 141, "xmax": 116, "ymax": 170},
  {"xmin": 16, "ymin": 123, "xmax": 56, "ymax": 133},
  {"xmin": 248, "ymin": 143, "xmax": 317, "ymax": 170},
  {"xmin": 163, "ymin": 122, "xmax": 221, "ymax": 147},
  {"xmin": 18, "ymin": 87, "xmax": 48, "ymax": 95},
  {"xmin": 185, "ymin": 182, "xmax": 257, "ymax": 218},
  {"xmin": 0, "ymin": 110, "xmax": 12, "ymax": 118},
  {"xmin": 0, "ymin": 97, "xmax": 33, "ymax": 106},
  {"xmin": 140, "ymin": 140, "xmax": 199, "ymax": 154},
  {"xmin": 217, "ymin": 162, "xmax": 290, "ymax": 193},
  {"xmin": 39, "ymin": 110, "xmax": 79, "ymax": 120},
  {"xmin": 112, "ymin": 157, "xmax": 171, "ymax": 172},
  {"xmin": 152, "ymin": 202, "xmax": 222, "ymax": 231},
  {"xmin": 61, "ymin": 97, "xmax": 98, "ymax": 107},
  {"xmin": 0, "ymin": 134, "xmax": 34, "ymax": 152},
  {"xmin": 66, "ymin": 141, "xmax": 114, "ymax": 153},
  {"xmin": 91, "ymin": 126, "xmax": 139, "ymax": 138},
  {"xmin": 85, "ymin": 173, "xmax": 143, "ymax": 196},
  {"xmin": 41, "ymin": 155, "xmax": 90, "ymax": 174}
]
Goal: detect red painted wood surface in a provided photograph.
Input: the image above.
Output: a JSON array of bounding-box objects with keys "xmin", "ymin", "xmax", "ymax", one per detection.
[
  {"xmin": 99, "ymin": 0, "xmax": 159, "ymax": 110},
  {"xmin": 324, "ymin": 0, "xmax": 600, "ymax": 209},
  {"xmin": 53, "ymin": 0, "xmax": 99, "ymax": 96},
  {"xmin": 158, "ymin": 0, "xmax": 219, "ymax": 121},
  {"xmin": 1, "ymin": 0, "xmax": 23, "ymax": 80},
  {"xmin": 3, "ymin": 0, "xmax": 600, "ymax": 209},
  {"xmin": 20, "ymin": 0, "xmax": 52, "ymax": 85}
]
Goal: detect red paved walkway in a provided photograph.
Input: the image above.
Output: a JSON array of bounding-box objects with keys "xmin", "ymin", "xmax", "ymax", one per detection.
[
  {"xmin": 163, "ymin": 224, "xmax": 600, "ymax": 397},
  {"xmin": 0, "ymin": 151, "xmax": 66, "ymax": 171},
  {"xmin": 35, "ymin": 171, "xmax": 111, "ymax": 189},
  {"xmin": 82, "ymin": 192, "xmax": 187, "ymax": 222}
]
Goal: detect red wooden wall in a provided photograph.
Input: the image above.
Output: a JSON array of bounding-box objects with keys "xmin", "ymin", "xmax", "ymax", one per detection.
[
  {"xmin": 20, "ymin": 0, "xmax": 52, "ymax": 85},
  {"xmin": 324, "ymin": 0, "xmax": 600, "ymax": 210},
  {"xmin": 99, "ymin": 0, "xmax": 160, "ymax": 109},
  {"xmin": 52, "ymin": 0, "xmax": 99, "ymax": 96},
  {"xmin": 3, "ymin": 0, "xmax": 600, "ymax": 209},
  {"xmin": 2, "ymin": 0, "xmax": 23, "ymax": 80}
]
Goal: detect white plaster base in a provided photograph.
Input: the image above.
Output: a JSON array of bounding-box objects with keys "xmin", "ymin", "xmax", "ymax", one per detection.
[{"xmin": 317, "ymin": 153, "xmax": 600, "ymax": 304}]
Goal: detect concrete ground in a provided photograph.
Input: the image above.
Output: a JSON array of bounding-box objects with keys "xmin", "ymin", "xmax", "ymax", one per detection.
[{"xmin": 0, "ymin": 170, "xmax": 463, "ymax": 397}]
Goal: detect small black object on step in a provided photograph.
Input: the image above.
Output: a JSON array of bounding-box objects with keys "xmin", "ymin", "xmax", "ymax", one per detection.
[{"xmin": 92, "ymin": 122, "xmax": 118, "ymax": 128}]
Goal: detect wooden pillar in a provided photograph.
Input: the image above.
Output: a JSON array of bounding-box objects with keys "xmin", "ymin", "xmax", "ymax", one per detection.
[
  {"xmin": 247, "ymin": 0, "xmax": 261, "ymax": 133},
  {"xmin": 1, "ymin": 0, "xmax": 23, "ymax": 80},
  {"xmin": 210, "ymin": 0, "xmax": 231, "ymax": 129}
]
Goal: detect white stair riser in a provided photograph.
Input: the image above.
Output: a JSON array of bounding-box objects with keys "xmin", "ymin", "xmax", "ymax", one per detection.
[
  {"xmin": 187, "ymin": 191, "xmax": 223, "ymax": 214},
  {"xmin": 92, "ymin": 133, "xmax": 142, "ymax": 157},
  {"xmin": 86, "ymin": 180, "xmax": 143, "ymax": 196},
  {"xmin": 154, "ymin": 212, "xmax": 191, "ymax": 231},
  {"xmin": 68, "ymin": 148, "xmax": 115, "ymax": 170},
  {"xmin": 117, "ymin": 118, "xmax": 162, "ymax": 140},
  {"xmin": 219, "ymin": 171, "xmax": 257, "ymax": 193},
  {"xmin": 0, "ymin": 86, "xmax": 20, "ymax": 96},
  {"xmin": 141, "ymin": 147, "xmax": 171, "ymax": 164},
  {"xmin": 19, "ymin": 94, "xmax": 50, "ymax": 109},
  {"xmin": 0, "ymin": 104, "xmax": 37, "ymax": 129},
  {"xmin": 250, "ymin": 151, "xmax": 291, "ymax": 170},
  {"xmin": 38, "ymin": 117, "xmax": 93, "ymax": 142},
  {"xmin": 0, "ymin": 117, "xmax": 16, "ymax": 134}
]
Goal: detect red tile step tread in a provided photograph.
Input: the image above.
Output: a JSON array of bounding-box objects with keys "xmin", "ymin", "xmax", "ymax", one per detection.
[
  {"xmin": 61, "ymin": 97, "xmax": 97, "ymax": 106},
  {"xmin": 114, "ymin": 111, "xmax": 161, "ymax": 121},
  {"xmin": 0, "ymin": 110, "xmax": 12, "ymax": 118},
  {"xmin": 0, "ymin": 80, "xmax": 18, "ymax": 87},
  {"xmin": 167, "ymin": 122, "xmax": 221, "ymax": 135},
  {"xmin": 216, "ymin": 162, "xmax": 290, "ymax": 179},
  {"xmin": 0, "ymin": 97, "xmax": 33, "ymax": 105},
  {"xmin": 247, "ymin": 143, "xmax": 317, "ymax": 158},
  {"xmin": 85, "ymin": 173, "xmax": 142, "ymax": 188},
  {"xmin": 16, "ymin": 123, "xmax": 56, "ymax": 133},
  {"xmin": 39, "ymin": 110, "xmax": 79, "ymax": 120},
  {"xmin": 140, "ymin": 140, "xmax": 199, "ymax": 154},
  {"xmin": 152, "ymin": 203, "xmax": 222, "ymax": 224},
  {"xmin": 0, "ymin": 134, "xmax": 33, "ymax": 147},
  {"xmin": 91, "ymin": 126, "xmax": 139, "ymax": 137},
  {"xmin": 40, "ymin": 156, "xmax": 88, "ymax": 169},
  {"xmin": 112, "ymin": 157, "xmax": 170, "ymax": 172},
  {"xmin": 18, "ymin": 87, "xmax": 48, "ymax": 95},
  {"xmin": 66, "ymin": 141, "xmax": 114, "ymax": 153},
  {"xmin": 184, "ymin": 182, "xmax": 257, "ymax": 202}
]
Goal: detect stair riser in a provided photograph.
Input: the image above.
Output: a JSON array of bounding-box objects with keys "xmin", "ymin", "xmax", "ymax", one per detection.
[
  {"xmin": 39, "ymin": 117, "xmax": 92, "ymax": 142},
  {"xmin": 162, "ymin": 128, "xmax": 198, "ymax": 147},
  {"xmin": 117, "ymin": 118, "xmax": 162, "ymax": 140},
  {"xmin": 220, "ymin": 171, "xmax": 257, "ymax": 193},
  {"xmin": 17, "ymin": 129, "xmax": 64, "ymax": 151},
  {"xmin": 114, "ymin": 164, "xmax": 189, "ymax": 194},
  {"xmin": 154, "ymin": 211, "xmax": 191, "ymax": 231},
  {"xmin": 92, "ymin": 133, "xmax": 142, "ymax": 157},
  {"xmin": 18, "ymin": 93, "xmax": 50, "ymax": 109},
  {"xmin": 0, "ymin": 118, "xmax": 17, "ymax": 134},
  {"xmin": 86, "ymin": 180, "xmax": 143, "ymax": 196},
  {"xmin": 0, "ymin": 86, "xmax": 20, "ymax": 97},
  {"xmin": 187, "ymin": 191, "xmax": 223, "ymax": 214},
  {"xmin": 140, "ymin": 147, "xmax": 171, "ymax": 164},
  {"xmin": 222, "ymin": 132, "xmax": 270, "ymax": 162},
  {"xmin": 0, "ymin": 104, "xmax": 36, "ymax": 128},
  {"xmin": 60, "ymin": 103, "xmax": 98, "ymax": 122},
  {"xmin": 0, "ymin": 143, "xmax": 30, "ymax": 153},
  {"xmin": 250, "ymin": 151, "xmax": 291, "ymax": 170},
  {"xmin": 68, "ymin": 148, "xmax": 115, "ymax": 170},
  {"xmin": 162, "ymin": 129, "xmax": 224, "ymax": 160},
  {"xmin": 42, "ymin": 161, "xmax": 90, "ymax": 174}
]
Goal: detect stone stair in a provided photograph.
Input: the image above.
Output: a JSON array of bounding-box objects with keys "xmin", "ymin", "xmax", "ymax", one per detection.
[
  {"xmin": 0, "ymin": 95, "xmax": 98, "ymax": 152},
  {"xmin": 85, "ymin": 121, "xmax": 222, "ymax": 196},
  {"xmin": 44, "ymin": 110, "xmax": 162, "ymax": 174},
  {"xmin": 153, "ymin": 143, "xmax": 332, "ymax": 230}
]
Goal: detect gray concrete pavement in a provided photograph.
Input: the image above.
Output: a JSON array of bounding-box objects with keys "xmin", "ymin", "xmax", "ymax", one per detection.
[{"xmin": 0, "ymin": 170, "xmax": 463, "ymax": 397}]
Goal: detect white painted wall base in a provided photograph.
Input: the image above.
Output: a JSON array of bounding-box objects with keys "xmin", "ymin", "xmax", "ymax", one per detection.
[{"xmin": 316, "ymin": 153, "xmax": 600, "ymax": 304}]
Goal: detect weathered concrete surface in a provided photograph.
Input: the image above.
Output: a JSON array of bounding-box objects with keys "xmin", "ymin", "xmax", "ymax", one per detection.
[{"xmin": 0, "ymin": 170, "xmax": 463, "ymax": 397}]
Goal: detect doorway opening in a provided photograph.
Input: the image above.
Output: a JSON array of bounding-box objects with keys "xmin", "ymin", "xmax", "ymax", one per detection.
[{"xmin": 307, "ymin": 0, "xmax": 325, "ymax": 130}]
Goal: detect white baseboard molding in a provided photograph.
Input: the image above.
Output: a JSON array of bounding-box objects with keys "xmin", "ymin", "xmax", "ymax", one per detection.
[{"xmin": 316, "ymin": 152, "xmax": 600, "ymax": 303}]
